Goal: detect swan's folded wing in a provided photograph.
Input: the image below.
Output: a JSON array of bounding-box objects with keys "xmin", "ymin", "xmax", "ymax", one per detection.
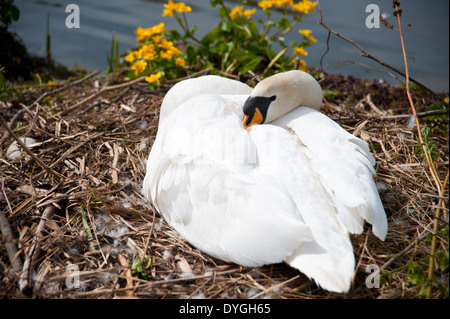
[
  {"xmin": 272, "ymin": 107, "xmax": 387, "ymax": 240},
  {"xmin": 143, "ymin": 94, "xmax": 313, "ymax": 266},
  {"xmin": 248, "ymin": 124, "xmax": 355, "ymax": 293}
]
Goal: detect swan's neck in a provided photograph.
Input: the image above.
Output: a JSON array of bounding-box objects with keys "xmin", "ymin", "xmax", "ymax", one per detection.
[{"xmin": 257, "ymin": 72, "xmax": 322, "ymax": 123}]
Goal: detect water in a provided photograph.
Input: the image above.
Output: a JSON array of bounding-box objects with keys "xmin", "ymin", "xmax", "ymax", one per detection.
[{"xmin": 10, "ymin": 0, "xmax": 449, "ymax": 92}]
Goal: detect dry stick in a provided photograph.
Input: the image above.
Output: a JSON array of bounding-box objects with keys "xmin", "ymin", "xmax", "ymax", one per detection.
[
  {"xmin": 347, "ymin": 220, "xmax": 449, "ymax": 298},
  {"xmin": 142, "ymin": 207, "xmax": 157, "ymax": 267},
  {"xmin": 337, "ymin": 60, "xmax": 404, "ymax": 83},
  {"xmin": 380, "ymin": 109, "xmax": 449, "ymax": 120},
  {"xmin": 250, "ymin": 275, "xmax": 301, "ymax": 299},
  {"xmin": 393, "ymin": 5, "xmax": 442, "ymax": 195},
  {"xmin": 392, "ymin": 2, "xmax": 446, "ymax": 298},
  {"xmin": 0, "ymin": 71, "xmax": 101, "ymax": 147},
  {"xmin": 32, "ymin": 132, "xmax": 104, "ymax": 180},
  {"xmin": 426, "ymin": 170, "xmax": 449, "ymax": 298},
  {"xmin": 315, "ymin": 0, "xmax": 437, "ymax": 96},
  {"xmin": 0, "ymin": 115, "xmax": 64, "ymax": 181},
  {"xmin": 19, "ymin": 202, "xmax": 60, "ymax": 294},
  {"xmin": 34, "ymin": 70, "xmax": 101, "ymax": 106},
  {"xmin": 0, "ymin": 204, "xmax": 24, "ymax": 278},
  {"xmin": 57, "ymin": 75, "xmax": 148, "ymax": 116}
]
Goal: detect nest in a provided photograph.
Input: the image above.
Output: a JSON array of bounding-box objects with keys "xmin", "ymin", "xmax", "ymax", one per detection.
[{"xmin": 0, "ymin": 70, "xmax": 448, "ymax": 299}]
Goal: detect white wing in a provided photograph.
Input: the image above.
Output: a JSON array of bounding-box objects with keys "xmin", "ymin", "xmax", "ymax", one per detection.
[
  {"xmin": 249, "ymin": 124, "xmax": 355, "ymax": 293},
  {"xmin": 272, "ymin": 107, "xmax": 388, "ymax": 241}
]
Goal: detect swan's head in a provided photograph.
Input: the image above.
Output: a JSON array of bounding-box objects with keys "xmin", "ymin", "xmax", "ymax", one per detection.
[{"xmin": 242, "ymin": 70, "xmax": 323, "ymax": 128}]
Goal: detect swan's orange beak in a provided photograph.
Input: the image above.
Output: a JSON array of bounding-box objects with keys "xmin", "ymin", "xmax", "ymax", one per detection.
[{"xmin": 243, "ymin": 107, "xmax": 263, "ymax": 129}]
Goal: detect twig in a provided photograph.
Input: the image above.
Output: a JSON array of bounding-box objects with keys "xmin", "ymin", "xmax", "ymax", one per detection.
[
  {"xmin": 250, "ymin": 275, "xmax": 301, "ymax": 299},
  {"xmin": 32, "ymin": 132, "xmax": 103, "ymax": 180},
  {"xmin": 426, "ymin": 169, "xmax": 449, "ymax": 298},
  {"xmin": 391, "ymin": 1, "xmax": 445, "ymax": 298},
  {"xmin": 320, "ymin": 30, "xmax": 331, "ymax": 75},
  {"xmin": 57, "ymin": 75, "xmax": 148, "ymax": 116},
  {"xmin": 0, "ymin": 193, "xmax": 24, "ymax": 278},
  {"xmin": 80, "ymin": 206, "xmax": 96, "ymax": 251},
  {"xmin": 19, "ymin": 202, "xmax": 60, "ymax": 294},
  {"xmin": 393, "ymin": 3, "xmax": 442, "ymax": 195},
  {"xmin": 142, "ymin": 206, "xmax": 157, "ymax": 268},
  {"xmin": 380, "ymin": 109, "xmax": 449, "ymax": 120},
  {"xmin": 0, "ymin": 115, "xmax": 64, "ymax": 181},
  {"xmin": 316, "ymin": 0, "xmax": 437, "ymax": 95},
  {"xmin": 347, "ymin": 219, "xmax": 449, "ymax": 298},
  {"xmin": 33, "ymin": 70, "xmax": 101, "ymax": 107},
  {"xmin": 336, "ymin": 60, "xmax": 403, "ymax": 83},
  {"xmin": 0, "ymin": 71, "xmax": 100, "ymax": 147}
]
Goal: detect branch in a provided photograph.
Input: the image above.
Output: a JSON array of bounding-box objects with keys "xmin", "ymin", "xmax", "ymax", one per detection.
[
  {"xmin": 57, "ymin": 75, "xmax": 148, "ymax": 116},
  {"xmin": 391, "ymin": 0, "xmax": 445, "ymax": 298},
  {"xmin": 0, "ymin": 115, "xmax": 64, "ymax": 181},
  {"xmin": 0, "ymin": 184, "xmax": 23, "ymax": 278},
  {"xmin": 316, "ymin": 0, "xmax": 437, "ymax": 96}
]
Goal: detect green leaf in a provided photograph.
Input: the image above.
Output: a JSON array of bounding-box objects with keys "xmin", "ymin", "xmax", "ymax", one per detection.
[
  {"xmin": 407, "ymin": 263, "xmax": 425, "ymax": 286},
  {"xmin": 417, "ymin": 283, "xmax": 428, "ymax": 297},
  {"xmin": 169, "ymin": 29, "xmax": 182, "ymax": 42},
  {"xmin": 240, "ymin": 56, "xmax": 262, "ymax": 73},
  {"xmin": 218, "ymin": 6, "xmax": 230, "ymax": 20},
  {"xmin": 131, "ymin": 255, "xmax": 148, "ymax": 280},
  {"xmin": 202, "ymin": 27, "xmax": 222, "ymax": 45},
  {"xmin": 210, "ymin": 0, "xmax": 223, "ymax": 8},
  {"xmin": 185, "ymin": 45, "xmax": 198, "ymax": 65},
  {"xmin": 277, "ymin": 17, "xmax": 291, "ymax": 30},
  {"xmin": 436, "ymin": 250, "xmax": 449, "ymax": 271}
]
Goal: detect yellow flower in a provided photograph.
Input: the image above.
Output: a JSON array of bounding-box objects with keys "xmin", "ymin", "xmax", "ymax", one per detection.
[
  {"xmin": 230, "ymin": 6, "xmax": 256, "ymax": 19},
  {"xmin": 131, "ymin": 60, "xmax": 147, "ymax": 76},
  {"xmin": 160, "ymin": 51, "xmax": 173, "ymax": 59},
  {"xmin": 151, "ymin": 22, "xmax": 166, "ymax": 34},
  {"xmin": 175, "ymin": 57, "xmax": 186, "ymax": 67},
  {"xmin": 125, "ymin": 50, "xmax": 142, "ymax": 63},
  {"xmin": 292, "ymin": 0, "xmax": 317, "ymax": 14},
  {"xmin": 445, "ymin": 96, "xmax": 449, "ymax": 104},
  {"xmin": 139, "ymin": 44, "xmax": 158, "ymax": 61},
  {"xmin": 175, "ymin": 2, "xmax": 192, "ymax": 13},
  {"xmin": 163, "ymin": 1, "xmax": 192, "ymax": 17},
  {"xmin": 293, "ymin": 47, "xmax": 308, "ymax": 56},
  {"xmin": 152, "ymin": 35, "xmax": 163, "ymax": 45},
  {"xmin": 273, "ymin": 0, "xmax": 293, "ymax": 7},
  {"xmin": 157, "ymin": 38, "xmax": 182, "ymax": 59},
  {"xmin": 243, "ymin": 8, "xmax": 256, "ymax": 19},
  {"xmin": 145, "ymin": 72, "xmax": 162, "ymax": 84},
  {"xmin": 163, "ymin": 0, "xmax": 177, "ymax": 16},
  {"xmin": 258, "ymin": 0, "xmax": 273, "ymax": 10},
  {"xmin": 135, "ymin": 27, "xmax": 149, "ymax": 42},
  {"xmin": 230, "ymin": 6, "xmax": 243, "ymax": 20},
  {"xmin": 298, "ymin": 59, "xmax": 306, "ymax": 71},
  {"xmin": 47, "ymin": 80, "xmax": 58, "ymax": 90},
  {"xmin": 298, "ymin": 29, "xmax": 312, "ymax": 37},
  {"xmin": 135, "ymin": 23, "xmax": 166, "ymax": 42},
  {"xmin": 308, "ymin": 35, "xmax": 317, "ymax": 43},
  {"xmin": 299, "ymin": 29, "xmax": 317, "ymax": 43}
]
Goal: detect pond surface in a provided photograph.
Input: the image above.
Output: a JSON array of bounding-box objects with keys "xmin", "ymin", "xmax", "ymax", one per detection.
[{"xmin": 12, "ymin": 0, "xmax": 449, "ymax": 92}]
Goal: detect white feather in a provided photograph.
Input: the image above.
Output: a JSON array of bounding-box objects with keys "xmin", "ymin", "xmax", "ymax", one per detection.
[{"xmin": 142, "ymin": 71, "xmax": 388, "ymax": 293}]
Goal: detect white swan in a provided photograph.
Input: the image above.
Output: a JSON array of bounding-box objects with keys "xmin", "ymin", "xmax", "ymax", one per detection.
[{"xmin": 142, "ymin": 70, "xmax": 387, "ymax": 293}]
